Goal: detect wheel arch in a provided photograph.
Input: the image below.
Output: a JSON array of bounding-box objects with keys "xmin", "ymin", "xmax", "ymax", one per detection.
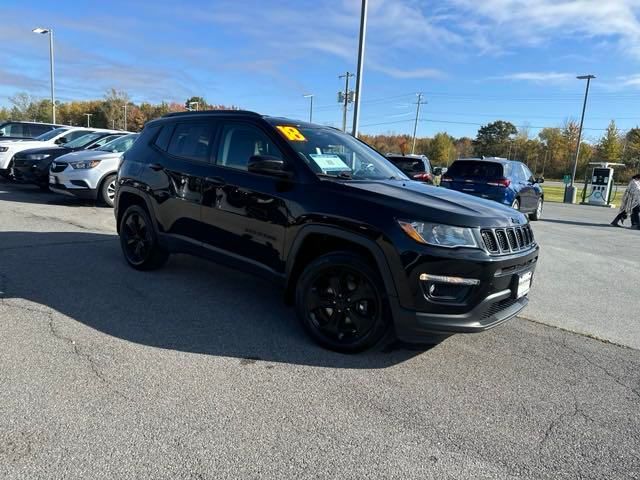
[
  {"xmin": 284, "ymin": 226, "xmax": 398, "ymax": 304},
  {"xmin": 115, "ymin": 186, "xmax": 156, "ymax": 234}
]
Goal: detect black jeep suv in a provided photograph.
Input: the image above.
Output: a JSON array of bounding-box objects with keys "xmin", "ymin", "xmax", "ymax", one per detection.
[{"xmin": 115, "ymin": 111, "xmax": 539, "ymax": 352}]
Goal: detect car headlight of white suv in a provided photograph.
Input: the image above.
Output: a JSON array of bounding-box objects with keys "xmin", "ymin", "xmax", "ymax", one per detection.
[{"xmin": 70, "ymin": 160, "xmax": 101, "ymax": 169}]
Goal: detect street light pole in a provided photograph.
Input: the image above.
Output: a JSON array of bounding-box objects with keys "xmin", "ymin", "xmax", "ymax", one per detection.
[
  {"xmin": 33, "ymin": 27, "xmax": 55, "ymax": 123},
  {"xmin": 303, "ymin": 94, "xmax": 314, "ymax": 123},
  {"xmin": 84, "ymin": 113, "xmax": 92, "ymax": 127},
  {"xmin": 351, "ymin": 0, "xmax": 368, "ymax": 138},
  {"xmin": 565, "ymin": 74, "xmax": 595, "ymax": 204}
]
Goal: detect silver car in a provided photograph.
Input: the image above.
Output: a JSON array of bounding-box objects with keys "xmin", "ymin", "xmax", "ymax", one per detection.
[{"xmin": 49, "ymin": 134, "xmax": 138, "ymax": 207}]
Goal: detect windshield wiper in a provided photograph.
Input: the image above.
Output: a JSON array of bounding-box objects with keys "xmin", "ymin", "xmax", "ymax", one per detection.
[{"xmin": 317, "ymin": 171, "xmax": 353, "ymax": 180}]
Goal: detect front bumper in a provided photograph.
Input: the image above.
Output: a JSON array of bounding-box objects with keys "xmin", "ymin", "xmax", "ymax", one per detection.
[
  {"xmin": 390, "ymin": 244, "xmax": 539, "ymax": 342},
  {"xmin": 49, "ymin": 167, "xmax": 99, "ymax": 200}
]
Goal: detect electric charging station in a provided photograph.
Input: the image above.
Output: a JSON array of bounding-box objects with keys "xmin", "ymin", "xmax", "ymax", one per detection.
[{"xmin": 582, "ymin": 162, "xmax": 625, "ymax": 207}]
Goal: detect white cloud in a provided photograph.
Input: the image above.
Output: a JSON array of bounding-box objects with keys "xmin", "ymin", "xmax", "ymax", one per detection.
[
  {"xmin": 489, "ymin": 72, "xmax": 577, "ymax": 83},
  {"xmin": 450, "ymin": 0, "xmax": 640, "ymax": 58}
]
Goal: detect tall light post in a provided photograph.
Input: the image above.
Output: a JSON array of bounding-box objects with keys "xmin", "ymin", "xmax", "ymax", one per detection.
[
  {"xmin": 303, "ymin": 94, "xmax": 314, "ymax": 123},
  {"xmin": 84, "ymin": 113, "xmax": 92, "ymax": 127},
  {"xmin": 351, "ymin": 0, "xmax": 368, "ymax": 138},
  {"xmin": 32, "ymin": 27, "xmax": 55, "ymax": 123},
  {"xmin": 565, "ymin": 74, "xmax": 595, "ymax": 204}
]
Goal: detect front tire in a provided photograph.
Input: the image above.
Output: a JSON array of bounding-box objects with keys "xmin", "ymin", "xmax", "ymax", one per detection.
[
  {"xmin": 119, "ymin": 205, "xmax": 168, "ymax": 270},
  {"xmin": 530, "ymin": 198, "xmax": 543, "ymax": 221},
  {"xmin": 295, "ymin": 252, "xmax": 390, "ymax": 353},
  {"xmin": 99, "ymin": 174, "xmax": 117, "ymax": 207}
]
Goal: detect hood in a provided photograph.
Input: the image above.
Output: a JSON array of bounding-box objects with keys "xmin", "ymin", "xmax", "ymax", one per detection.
[
  {"xmin": 15, "ymin": 146, "xmax": 70, "ymax": 158},
  {"xmin": 338, "ymin": 179, "xmax": 528, "ymax": 228},
  {"xmin": 56, "ymin": 149, "xmax": 122, "ymax": 163}
]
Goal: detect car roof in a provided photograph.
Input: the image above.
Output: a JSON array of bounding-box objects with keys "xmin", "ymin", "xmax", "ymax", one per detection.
[
  {"xmin": 0, "ymin": 120, "xmax": 63, "ymax": 127},
  {"xmin": 454, "ymin": 157, "xmax": 516, "ymax": 165},
  {"xmin": 155, "ymin": 110, "xmax": 334, "ymax": 130}
]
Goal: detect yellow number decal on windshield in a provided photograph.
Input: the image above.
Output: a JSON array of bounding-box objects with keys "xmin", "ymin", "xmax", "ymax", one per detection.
[{"xmin": 277, "ymin": 126, "xmax": 307, "ymax": 142}]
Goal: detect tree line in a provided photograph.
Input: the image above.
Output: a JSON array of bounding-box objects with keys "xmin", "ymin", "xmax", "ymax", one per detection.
[
  {"xmin": 362, "ymin": 119, "xmax": 640, "ymax": 182},
  {"xmin": 1, "ymin": 90, "xmax": 638, "ymax": 181},
  {"xmin": 0, "ymin": 90, "xmax": 236, "ymax": 133}
]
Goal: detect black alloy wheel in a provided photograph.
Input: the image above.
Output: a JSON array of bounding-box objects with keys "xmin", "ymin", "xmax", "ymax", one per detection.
[
  {"xmin": 296, "ymin": 253, "xmax": 389, "ymax": 352},
  {"xmin": 119, "ymin": 205, "xmax": 168, "ymax": 270}
]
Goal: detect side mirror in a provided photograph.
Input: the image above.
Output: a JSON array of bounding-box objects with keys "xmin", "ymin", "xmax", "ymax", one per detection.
[
  {"xmin": 433, "ymin": 167, "xmax": 443, "ymax": 176},
  {"xmin": 535, "ymin": 177, "xmax": 545, "ymax": 184},
  {"xmin": 248, "ymin": 155, "xmax": 293, "ymax": 178},
  {"xmin": 0, "ymin": 131, "xmax": 4, "ymax": 137},
  {"xmin": 55, "ymin": 137, "xmax": 68, "ymax": 145}
]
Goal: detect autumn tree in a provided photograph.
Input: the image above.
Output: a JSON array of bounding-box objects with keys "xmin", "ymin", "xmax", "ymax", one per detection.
[{"xmin": 428, "ymin": 132, "xmax": 455, "ymax": 166}]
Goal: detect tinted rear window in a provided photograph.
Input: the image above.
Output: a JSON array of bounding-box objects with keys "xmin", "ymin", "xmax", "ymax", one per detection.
[
  {"xmin": 387, "ymin": 158, "xmax": 427, "ymax": 174},
  {"xmin": 447, "ymin": 161, "xmax": 504, "ymax": 178}
]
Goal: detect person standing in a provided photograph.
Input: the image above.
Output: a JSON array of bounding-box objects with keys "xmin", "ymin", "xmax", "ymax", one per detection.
[{"xmin": 611, "ymin": 174, "xmax": 640, "ymax": 229}]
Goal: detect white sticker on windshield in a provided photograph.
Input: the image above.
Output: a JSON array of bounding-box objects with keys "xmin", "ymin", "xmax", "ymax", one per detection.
[{"xmin": 310, "ymin": 154, "xmax": 351, "ymax": 172}]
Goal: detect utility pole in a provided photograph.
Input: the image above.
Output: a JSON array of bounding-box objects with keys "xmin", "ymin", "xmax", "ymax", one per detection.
[
  {"xmin": 122, "ymin": 104, "xmax": 128, "ymax": 131},
  {"xmin": 303, "ymin": 94, "xmax": 314, "ymax": 122},
  {"xmin": 411, "ymin": 93, "xmax": 425, "ymax": 154},
  {"xmin": 338, "ymin": 72, "xmax": 355, "ymax": 132},
  {"xmin": 351, "ymin": 0, "xmax": 368, "ymax": 138},
  {"xmin": 566, "ymin": 74, "xmax": 595, "ymax": 203},
  {"xmin": 84, "ymin": 113, "xmax": 92, "ymax": 127}
]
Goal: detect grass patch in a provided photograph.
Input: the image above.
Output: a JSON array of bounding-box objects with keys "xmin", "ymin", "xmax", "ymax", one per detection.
[{"xmin": 544, "ymin": 185, "xmax": 626, "ymax": 204}]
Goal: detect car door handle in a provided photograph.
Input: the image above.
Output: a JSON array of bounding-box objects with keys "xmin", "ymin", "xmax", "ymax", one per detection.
[
  {"xmin": 149, "ymin": 163, "xmax": 164, "ymax": 171},
  {"xmin": 204, "ymin": 176, "xmax": 226, "ymax": 186}
]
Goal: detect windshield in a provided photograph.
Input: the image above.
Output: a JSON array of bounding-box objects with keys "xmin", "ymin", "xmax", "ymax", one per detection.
[
  {"xmin": 277, "ymin": 125, "xmax": 407, "ymax": 180},
  {"xmin": 36, "ymin": 127, "xmax": 68, "ymax": 142},
  {"xmin": 97, "ymin": 134, "xmax": 139, "ymax": 153},
  {"xmin": 65, "ymin": 132, "xmax": 102, "ymax": 149}
]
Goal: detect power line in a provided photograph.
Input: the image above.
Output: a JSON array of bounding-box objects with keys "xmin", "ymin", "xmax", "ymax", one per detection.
[{"xmin": 359, "ymin": 117, "xmax": 611, "ymax": 131}]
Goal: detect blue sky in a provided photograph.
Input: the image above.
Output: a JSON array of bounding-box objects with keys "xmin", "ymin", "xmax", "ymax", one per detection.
[{"xmin": 1, "ymin": 0, "xmax": 640, "ymax": 140}]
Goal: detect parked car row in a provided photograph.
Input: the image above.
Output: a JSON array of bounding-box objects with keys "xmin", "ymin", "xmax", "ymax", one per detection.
[{"xmin": 0, "ymin": 125, "xmax": 138, "ymax": 206}]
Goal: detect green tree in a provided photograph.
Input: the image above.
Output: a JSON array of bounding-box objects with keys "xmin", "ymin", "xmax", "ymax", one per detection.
[
  {"xmin": 598, "ymin": 120, "xmax": 622, "ymax": 163},
  {"xmin": 472, "ymin": 120, "xmax": 517, "ymax": 157},
  {"xmin": 428, "ymin": 132, "xmax": 455, "ymax": 166}
]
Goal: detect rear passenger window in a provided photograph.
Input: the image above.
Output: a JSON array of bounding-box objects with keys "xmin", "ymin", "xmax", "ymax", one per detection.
[
  {"xmin": 29, "ymin": 125, "xmax": 52, "ymax": 137},
  {"xmin": 155, "ymin": 124, "xmax": 174, "ymax": 152},
  {"xmin": 167, "ymin": 122, "xmax": 214, "ymax": 162},
  {"xmin": 217, "ymin": 124, "xmax": 282, "ymax": 171}
]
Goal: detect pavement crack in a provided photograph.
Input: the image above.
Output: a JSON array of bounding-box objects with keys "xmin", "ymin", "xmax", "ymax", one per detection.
[{"xmin": 561, "ymin": 335, "xmax": 640, "ymax": 401}]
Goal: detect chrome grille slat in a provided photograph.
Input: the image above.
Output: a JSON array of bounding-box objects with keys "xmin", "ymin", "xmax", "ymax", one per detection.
[{"xmin": 480, "ymin": 224, "xmax": 535, "ymax": 255}]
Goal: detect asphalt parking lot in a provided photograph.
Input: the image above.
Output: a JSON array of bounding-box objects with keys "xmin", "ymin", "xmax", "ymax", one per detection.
[{"xmin": 1, "ymin": 181, "xmax": 639, "ymax": 479}]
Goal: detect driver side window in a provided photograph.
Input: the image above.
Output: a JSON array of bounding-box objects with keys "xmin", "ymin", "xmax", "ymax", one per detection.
[{"xmin": 217, "ymin": 124, "xmax": 282, "ymax": 171}]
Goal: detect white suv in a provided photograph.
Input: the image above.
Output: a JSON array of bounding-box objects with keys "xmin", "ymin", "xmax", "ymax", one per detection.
[
  {"xmin": 49, "ymin": 134, "xmax": 138, "ymax": 207},
  {"xmin": 0, "ymin": 127, "xmax": 97, "ymax": 176}
]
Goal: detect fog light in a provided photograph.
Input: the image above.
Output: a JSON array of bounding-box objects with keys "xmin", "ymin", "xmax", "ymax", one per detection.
[{"xmin": 419, "ymin": 274, "xmax": 480, "ymax": 286}]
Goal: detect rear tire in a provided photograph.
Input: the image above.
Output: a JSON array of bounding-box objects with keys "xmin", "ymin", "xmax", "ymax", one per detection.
[
  {"xmin": 295, "ymin": 252, "xmax": 390, "ymax": 353},
  {"xmin": 530, "ymin": 198, "xmax": 543, "ymax": 221},
  {"xmin": 119, "ymin": 205, "xmax": 168, "ymax": 270},
  {"xmin": 99, "ymin": 174, "xmax": 117, "ymax": 207}
]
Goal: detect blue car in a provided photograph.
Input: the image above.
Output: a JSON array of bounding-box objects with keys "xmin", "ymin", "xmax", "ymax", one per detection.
[{"xmin": 440, "ymin": 157, "xmax": 544, "ymax": 220}]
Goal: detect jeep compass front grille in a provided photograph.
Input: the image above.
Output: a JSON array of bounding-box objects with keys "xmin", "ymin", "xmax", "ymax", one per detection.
[{"xmin": 480, "ymin": 225, "xmax": 535, "ymax": 255}]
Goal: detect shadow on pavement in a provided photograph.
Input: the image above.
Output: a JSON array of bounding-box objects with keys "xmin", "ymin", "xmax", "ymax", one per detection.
[
  {"xmin": 0, "ymin": 179, "xmax": 97, "ymax": 207},
  {"xmin": 0, "ymin": 231, "xmax": 430, "ymax": 368}
]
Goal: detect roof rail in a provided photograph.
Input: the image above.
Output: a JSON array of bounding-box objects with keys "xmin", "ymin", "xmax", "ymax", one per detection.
[{"xmin": 162, "ymin": 109, "xmax": 261, "ymax": 118}]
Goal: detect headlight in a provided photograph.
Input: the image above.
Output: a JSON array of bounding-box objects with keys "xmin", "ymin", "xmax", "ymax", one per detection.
[
  {"xmin": 0, "ymin": 146, "xmax": 9, "ymax": 152},
  {"xmin": 26, "ymin": 153, "xmax": 50, "ymax": 160},
  {"xmin": 70, "ymin": 160, "xmax": 101, "ymax": 169},
  {"xmin": 398, "ymin": 221, "xmax": 479, "ymax": 248}
]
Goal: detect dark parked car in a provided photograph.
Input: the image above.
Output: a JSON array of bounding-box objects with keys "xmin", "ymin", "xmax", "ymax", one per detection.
[
  {"xmin": 115, "ymin": 111, "xmax": 539, "ymax": 352},
  {"xmin": 440, "ymin": 158, "xmax": 544, "ymax": 220},
  {"xmin": 12, "ymin": 131, "xmax": 123, "ymax": 189},
  {"xmin": 386, "ymin": 154, "xmax": 437, "ymax": 184},
  {"xmin": 0, "ymin": 121, "xmax": 61, "ymax": 141}
]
